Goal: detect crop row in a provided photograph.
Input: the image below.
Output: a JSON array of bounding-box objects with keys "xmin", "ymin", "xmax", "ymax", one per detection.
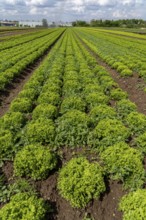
[
  {"xmin": 0, "ymin": 28, "xmax": 59, "ymax": 51},
  {"xmin": 0, "ymin": 29, "xmax": 146, "ymax": 219},
  {"xmin": 95, "ymin": 28, "xmax": 146, "ymax": 40},
  {"xmin": 0, "ymin": 29, "xmax": 65, "ymax": 90},
  {"xmin": 75, "ymin": 28, "xmax": 146, "ymax": 80}
]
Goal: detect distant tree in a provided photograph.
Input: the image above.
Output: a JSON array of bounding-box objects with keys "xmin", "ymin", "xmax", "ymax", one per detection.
[
  {"xmin": 72, "ymin": 20, "xmax": 89, "ymax": 27},
  {"xmin": 42, "ymin": 18, "xmax": 48, "ymax": 27}
]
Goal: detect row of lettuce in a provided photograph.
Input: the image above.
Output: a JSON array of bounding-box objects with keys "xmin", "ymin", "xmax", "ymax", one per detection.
[
  {"xmin": 0, "ymin": 28, "xmax": 65, "ymax": 90},
  {"xmin": 0, "ymin": 29, "xmax": 146, "ymax": 219},
  {"xmin": 75, "ymin": 28, "xmax": 146, "ymax": 82},
  {"xmin": 0, "ymin": 28, "xmax": 58, "ymax": 51}
]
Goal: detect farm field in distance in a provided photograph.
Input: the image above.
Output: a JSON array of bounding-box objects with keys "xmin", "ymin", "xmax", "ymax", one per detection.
[{"xmin": 0, "ymin": 27, "xmax": 146, "ymax": 220}]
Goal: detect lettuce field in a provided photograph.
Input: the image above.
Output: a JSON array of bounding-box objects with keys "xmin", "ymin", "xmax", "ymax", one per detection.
[{"xmin": 0, "ymin": 27, "xmax": 146, "ymax": 220}]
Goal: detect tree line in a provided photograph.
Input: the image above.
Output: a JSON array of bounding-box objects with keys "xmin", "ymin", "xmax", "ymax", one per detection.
[{"xmin": 72, "ymin": 19, "xmax": 146, "ymax": 28}]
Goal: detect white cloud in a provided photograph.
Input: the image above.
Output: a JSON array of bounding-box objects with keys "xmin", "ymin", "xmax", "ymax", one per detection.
[{"xmin": 0, "ymin": 0, "xmax": 145, "ymax": 21}]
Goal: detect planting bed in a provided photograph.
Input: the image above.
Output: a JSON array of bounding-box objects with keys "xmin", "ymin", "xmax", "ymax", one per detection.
[{"xmin": 0, "ymin": 28, "xmax": 146, "ymax": 220}]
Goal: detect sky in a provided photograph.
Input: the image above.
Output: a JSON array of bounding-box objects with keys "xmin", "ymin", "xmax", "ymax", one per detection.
[{"xmin": 0, "ymin": 0, "xmax": 146, "ymax": 22}]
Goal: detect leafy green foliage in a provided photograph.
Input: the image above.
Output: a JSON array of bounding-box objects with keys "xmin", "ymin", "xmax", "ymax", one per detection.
[
  {"xmin": 100, "ymin": 142, "xmax": 145, "ymax": 190},
  {"xmin": 0, "ymin": 192, "xmax": 47, "ymax": 220},
  {"xmin": 58, "ymin": 157, "xmax": 105, "ymax": 208},
  {"xmin": 117, "ymin": 64, "xmax": 128, "ymax": 73},
  {"xmin": 110, "ymin": 88, "xmax": 128, "ymax": 101},
  {"xmin": 139, "ymin": 70, "xmax": 146, "ymax": 79},
  {"xmin": 119, "ymin": 189, "xmax": 146, "ymax": 220},
  {"xmin": 85, "ymin": 92, "xmax": 109, "ymax": 110},
  {"xmin": 116, "ymin": 99, "xmax": 137, "ymax": 118},
  {"xmin": 120, "ymin": 69, "xmax": 133, "ymax": 76},
  {"xmin": 88, "ymin": 119, "xmax": 130, "ymax": 151},
  {"xmin": 24, "ymin": 79, "xmax": 42, "ymax": 92},
  {"xmin": 126, "ymin": 112, "xmax": 146, "ymax": 135},
  {"xmin": 83, "ymin": 84, "xmax": 103, "ymax": 94},
  {"xmin": 18, "ymin": 88, "xmax": 38, "ymax": 101},
  {"xmin": 0, "ymin": 76, "xmax": 9, "ymax": 90},
  {"xmin": 10, "ymin": 98, "xmax": 33, "ymax": 113},
  {"xmin": 98, "ymin": 75, "xmax": 118, "ymax": 93},
  {"xmin": 25, "ymin": 118, "xmax": 55, "ymax": 144},
  {"xmin": 37, "ymin": 92, "xmax": 60, "ymax": 106},
  {"xmin": 14, "ymin": 145, "xmax": 57, "ymax": 180},
  {"xmin": 89, "ymin": 104, "xmax": 117, "ymax": 127},
  {"xmin": 135, "ymin": 132, "xmax": 146, "ymax": 154},
  {"xmin": 0, "ymin": 178, "xmax": 36, "ymax": 203},
  {"xmin": 55, "ymin": 110, "xmax": 89, "ymax": 147},
  {"xmin": 32, "ymin": 104, "xmax": 57, "ymax": 120},
  {"xmin": 60, "ymin": 96, "xmax": 86, "ymax": 114},
  {"xmin": 0, "ymin": 129, "xmax": 14, "ymax": 160},
  {"xmin": 63, "ymin": 80, "xmax": 81, "ymax": 97},
  {"xmin": 0, "ymin": 112, "xmax": 25, "ymax": 133},
  {"xmin": 42, "ymin": 84, "xmax": 61, "ymax": 94}
]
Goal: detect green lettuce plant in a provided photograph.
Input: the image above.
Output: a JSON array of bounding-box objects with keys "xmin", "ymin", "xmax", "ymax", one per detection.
[
  {"xmin": 135, "ymin": 132, "xmax": 146, "ymax": 154},
  {"xmin": 58, "ymin": 157, "xmax": 105, "ymax": 208},
  {"xmin": 10, "ymin": 98, "xmax": 33, "ymax": 113},
  {"xmin": 110, "ymin": 88, "xmax": 128, "ymax": 101},
  {"xmin": 60, "ymin": 96, "xmax": 86, "ymax": 114},
  {"xmin": 88, "ymin": 119, "xmax": 130, "ymax": 151},
  {"xmin": 85, "ymin": 92, "xmax": 109, "ymax": 110},
  {"xmin": 25, "ymin": 118, "xmax": 55, "ymax": 144},
  {"xmin": 37, "ymin": 92, "xmax": 60, "ymax": 106},
  {"xmin": 55, "ymin": 110, "xmax": 89, "ymax": 147},
  {"xmin": 0, "ymin": 192, "xmax": 47, "ymax": 220},
  {"xmin": 89, "ymin": 104, "xmax": 117, "ymax": 127},
  {"xmin": 116, "ymin": 99, "xmax": 137, "ymax": 118},
  {"xmin": 32, "ymin": 104, "xmax": 57, "ymax": 120},
  {"xmin": 126, "ymin": 112, "xmax": 146, "ymax": 135},
  {"xmin": 100, "ymin": 142, "xmax": 145, "ymax": 190},
  {"xmin": 119, "ymin": 189, "xmax": 146, "ymax": 220},
  {"xmin": 14, "ymin": 144, "xmax": 57, "ymax": 180}
]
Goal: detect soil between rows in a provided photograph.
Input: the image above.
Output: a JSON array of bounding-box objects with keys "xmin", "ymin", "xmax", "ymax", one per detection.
[{"xmin": 1, "ymin": 147, "xmax": 126, "ymax": 220}]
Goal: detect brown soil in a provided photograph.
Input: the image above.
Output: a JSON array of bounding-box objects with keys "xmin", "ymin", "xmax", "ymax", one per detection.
[
  {"xmin": 2, "ymin": 161, "xmax": 13, "ymax": 181},
  {"xmin": 1, "ymin": 147, "xmax": 126, "ymax": 220},
  {"xmin": 36, "ymin": 175, "xmax": 125, "ymax": 220},
  {"xmin": 0, "ymin": 29, "xmax": 39, "ymax": 40},
  {"xmin": 34, "ymin": 171, "xmax": 125, "ymax": 220},
  {"xmin": 79, "ymin": 38, "xmax": 146, "ymax": 115}
]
